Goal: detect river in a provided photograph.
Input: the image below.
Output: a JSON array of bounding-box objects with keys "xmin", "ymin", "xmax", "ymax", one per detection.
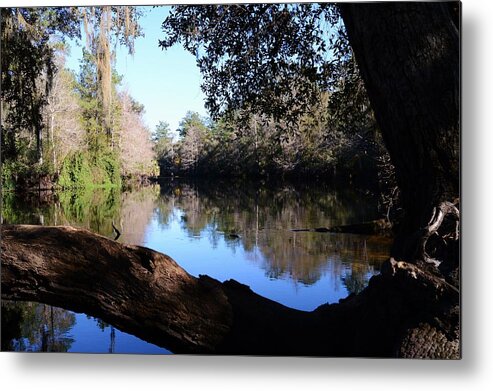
[{"xmin": 1, "ymin": 178, "xmax": 391, "ymax": 353}]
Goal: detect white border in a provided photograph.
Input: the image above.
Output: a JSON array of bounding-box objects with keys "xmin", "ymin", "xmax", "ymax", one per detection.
[{"xmin": 1, "ymin": 1, "xmax": 492, "ymax": 390}]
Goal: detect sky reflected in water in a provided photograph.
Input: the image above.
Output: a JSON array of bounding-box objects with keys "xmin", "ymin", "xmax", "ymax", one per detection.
[{"xmin": 2, "ymin": 179, "xmax": 391, "ymax": 353}]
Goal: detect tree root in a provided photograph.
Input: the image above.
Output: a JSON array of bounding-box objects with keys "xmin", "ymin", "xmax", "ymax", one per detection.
[
  {"xmin": 111, "ymin": 221, "xmax": 121, "ymax": 241},
  {"xmin": 418, "ymin": 200, "xmax": 460, "ymax": 266}
]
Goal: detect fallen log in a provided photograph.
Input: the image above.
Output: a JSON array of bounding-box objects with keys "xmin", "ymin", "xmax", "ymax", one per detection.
[
  {"xmin": 291, "ymin": 219, "xmax": 393, "ymax": 236},
  {"xmin": 1, "ymin": 224, "xmax": 459, "ymax": 357}
]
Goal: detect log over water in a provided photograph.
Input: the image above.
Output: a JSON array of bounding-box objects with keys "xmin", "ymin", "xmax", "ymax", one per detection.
[
  {"xmin": 291, "ymin": 219, "xmax": 393, "ymax": 236},
  {"xmin": 1, "ymin": 224, "xmax": 459, "ymax": 357}
]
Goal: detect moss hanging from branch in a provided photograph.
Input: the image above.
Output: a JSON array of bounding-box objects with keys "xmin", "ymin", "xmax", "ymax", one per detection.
[
  {"xmin": 97, "ymin": 6, "xmax": 112, "ymax": 138},
  {"xmin": 1, "ymin": 7, "xmax": 80, "ymax": 164},
  {"xmin": 80, "ymin": 6, "xmax": 142, "ymax": 145}
]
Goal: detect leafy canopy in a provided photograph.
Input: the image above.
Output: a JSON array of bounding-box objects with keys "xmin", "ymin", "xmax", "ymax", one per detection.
[
  {"xmin": 1, "ymin": 7, "xmax": 81, "ymax": 159},
  {"xmin": 177, "ymin": 111, "xmax": 209, "ymax": 138},
  {"xmin": 160, "ymin": 4, "xmax": 351, "ymax": 122}
]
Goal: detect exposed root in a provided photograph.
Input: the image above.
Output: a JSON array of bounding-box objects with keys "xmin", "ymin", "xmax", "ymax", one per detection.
[
  {"xmin": 111, "ymin": 220, "xmax": 121, "ymax": 241},
  {"xmin": 418, "ymin": 201, "xmax": 460, "ymax": 265}
]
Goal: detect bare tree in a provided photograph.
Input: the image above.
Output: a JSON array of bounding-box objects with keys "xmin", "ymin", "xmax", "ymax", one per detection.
[
  {"xmin": 44, "ymin": 54, "xmax": 84, "ymax": 174},
  {"xmin": 118, "ymin": 90, "xmax": 156, "ymax": 177}
]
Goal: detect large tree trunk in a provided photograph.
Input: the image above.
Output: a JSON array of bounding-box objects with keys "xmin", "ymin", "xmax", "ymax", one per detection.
[
  {"xmin": 339, "ymin": 2, "xmax": 460, "ymax": 263},
  {"xmin": 2, "ymin": 225, "xmax": 459, "ymax": 357}
]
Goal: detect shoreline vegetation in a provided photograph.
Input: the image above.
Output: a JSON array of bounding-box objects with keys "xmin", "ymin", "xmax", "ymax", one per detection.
[{"xmin": 1, "ymin": 5, "xmax": 388, "ymax": 198}]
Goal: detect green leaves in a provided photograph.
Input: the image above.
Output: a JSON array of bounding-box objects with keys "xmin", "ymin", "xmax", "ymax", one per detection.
[
  {"xmin": 58, "ymin": 150, "xmax": 121, "ymax": 189},
  {"xmin": 160, "ymin": 4, "xmax": 340, "ymax": 123},
  {"xmin": 177, "ymin": 111, "xmax": 208, "ymax": 137},
  {"xmin": 1, "ymin": 7, "xmax": 80, "ymax": 161}
]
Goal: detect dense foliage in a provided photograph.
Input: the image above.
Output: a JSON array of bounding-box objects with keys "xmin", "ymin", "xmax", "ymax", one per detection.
[
  {"xmin": 160, "ymin": 4, "xmax": 372, "ymax": 127},
  {"xmin": 1, "ymin": 8, "xmax": 81, "ymax": 163},
  {"xmin": 156, "ymin": 104, "xmax": 386, "ymax": 185},
  {"xmin": 158, "ymin": 4, "xmax": 389, "ymax": 185},
  {"xmin": 1, "ymin": 6, "xmax": 156, "ymax": 192},
  {"xmin": 2, "ymin": 5, "xmax": 392, "ymax": 196},
  {"xmin": 161, "ymin": 4, "xmax": 335, "ymax": 121}
]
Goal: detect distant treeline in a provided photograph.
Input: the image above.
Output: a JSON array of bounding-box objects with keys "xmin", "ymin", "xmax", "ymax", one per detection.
[{"xmin": 155, "ymin": 98, "xmax": 388, "ymax": 187}]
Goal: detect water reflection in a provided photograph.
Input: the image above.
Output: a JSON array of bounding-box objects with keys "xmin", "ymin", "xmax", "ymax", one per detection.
[
  {"xmin": 153, "ymin": 179, "xmax": 390, "ymax": 292},
  {"xmin": 1, "ymin": 301, "xmax": 75, "ymax": 352},
  {"xmin": 1, "ymin": 178, "xmax": 391, "ymax": 352},
  {"xmin": 1, "ymin": 301, "xmax": 169, "ymax": 353}
]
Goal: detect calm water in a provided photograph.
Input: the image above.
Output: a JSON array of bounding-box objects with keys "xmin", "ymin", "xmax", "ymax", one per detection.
[{"xmin": 1, "ymin": 179, "xmax": 391, "ymax": 353}]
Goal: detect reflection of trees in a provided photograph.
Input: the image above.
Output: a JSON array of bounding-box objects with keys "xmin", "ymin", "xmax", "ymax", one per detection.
[
  {"xmin": 1, "ymin": 301, "xmax": 75, "ymax": 352},
  {"xmin": 117, "ymin": 186, "xmax": 160, "ymax": 244},
  {"xmin": 89, "ymin": 317, "xmax": 116, "ymax": 353},
  {"xmin": 3, "ymin": 185, "xmax": 160, "ymax": 243},
  {"xmin": 57, "ymin": 186, "xmax": 160, "ymax": 242},
  {"xmin": 57, "ymin": 188, "xmax": 121, "ymax": 236},
  {"xmin": 1, "ymin": 191, "xmax": 59, "ymax": 226},
  {"xmin": 1, "ymin": 186, "xmax": 161, "ymax": 352},
  {"xmin": 3, "ymin": 179, "xmax": 392, "ymax": 312},
  {"xmin": 253, "ymin": 232, "xmax": 390, "ymax": 287},
  {"xmin": 342, "ymin": 270, "xmax": 371, "ymax": 295},
  {"xmin": 156, "ymin": 179, "xmax": 391, "ymax": 287}
]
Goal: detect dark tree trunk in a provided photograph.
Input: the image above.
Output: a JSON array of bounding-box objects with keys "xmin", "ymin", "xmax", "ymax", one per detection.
[
  {"xmin": 2, "ymin": 225, "xmax": 459, "ymax": 357},
  {"xmin": 36, "ymin": 123, "xmax": 43, "ymax": 165},
  {"xmin": 339, "ymin": 2, "xmax": 460, "ymax": 262}
]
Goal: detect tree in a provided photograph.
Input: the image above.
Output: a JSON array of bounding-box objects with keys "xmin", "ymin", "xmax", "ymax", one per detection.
[
  {"xmin": 75, "ymin": 48, "xmax": 110, "ymax": 155},
  {"xmin": 118, "ymin": 91, "xmax": 156, "ymax": 177},
  {"xmin": 160, "ymin": 3, "xmax": 460, "ymax": 265},
  {"xmin": 79, "ymin": 6, "xmax": 142, "ymax": 144},
  {"xmin": 1, "ymin": 6, "xmax": 146, "ymax": 192},
  {"xmin": 153, "ymin": 121, "xmax": 176, "ymax": 173},
  {"xmin": 177, "ymin": 111, "xmax": 208, "ymax": 138},
  {"xmin": 43, "ymin": 50, "xmax": 84, "ymax": 174},
  {"xmin": 1, "ymin": 7, "xmax": 80, "ymax": 164},
  {"xmin": 339, "ymin": 2, "xmax": 460, "ymax": 263},
  {"xmin": 153, "ymin": 120, "xmax": 172, "ymax": 142},
  {"xmin": 177, "ymin": 111, "xmax": 210, "ymax": 171}
]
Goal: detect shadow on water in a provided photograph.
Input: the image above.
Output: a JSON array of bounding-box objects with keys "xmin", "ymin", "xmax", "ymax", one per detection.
[{"xmin": 1, "ymin": 178, "xmax": 391, "ymax": 353}]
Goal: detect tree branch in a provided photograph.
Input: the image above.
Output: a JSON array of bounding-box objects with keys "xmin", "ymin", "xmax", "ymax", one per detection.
[{"xmin": 1, "ymin": 224, "xmax": 459, "ymax": 357}]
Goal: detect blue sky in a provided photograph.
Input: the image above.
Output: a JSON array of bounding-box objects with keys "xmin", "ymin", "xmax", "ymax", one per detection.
[{"xmin": 65, "ymin": 6, "xmax": 208, "ymax": 136}]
